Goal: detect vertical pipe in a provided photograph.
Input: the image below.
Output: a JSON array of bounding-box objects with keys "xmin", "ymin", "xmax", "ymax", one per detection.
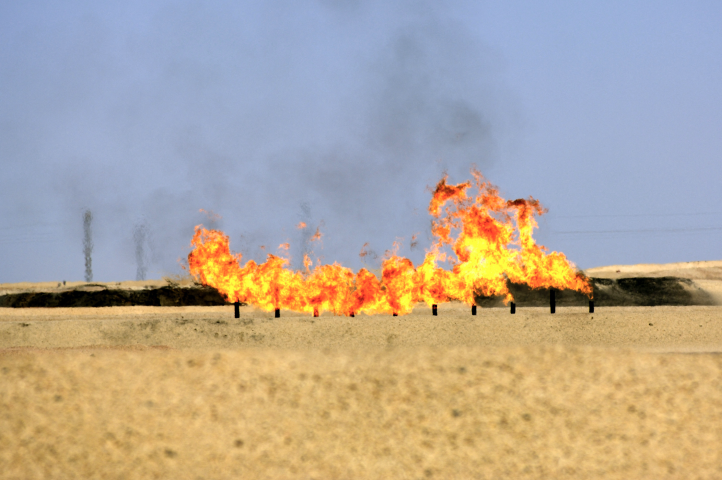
[
  {"xmin": 275, "ymin": 308, "xmax": 280, "ymax": 318},
  {"xmin": 589, "ymin": 300, "xmax": 594, "ymax": 313},
  {"xmin": 550, "ymin": 289, "xmax": 556, "ymax": 314},
  {"xmin": 511, "ymin": 302, "xmax": 516, "ymax": 314},
  {"xmin": 234, "ymin": 301, "xmax": 240, "ymax": 319},
  {"xmin": 471, "ymin": 305, "xmax": 477, "ymax": 315},
  {"xmin": 313, "ymin": 307, "xmax": 319, "ymax": 318},
  {"xmin": 432, "ymin": 304, "xmax": 437, "ymax": 316}
]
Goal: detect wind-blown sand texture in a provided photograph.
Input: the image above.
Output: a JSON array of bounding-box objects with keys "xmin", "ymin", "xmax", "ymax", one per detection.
[{"xmin": 2, "ymin": 260, "xmax": 722, "ymax": 479}]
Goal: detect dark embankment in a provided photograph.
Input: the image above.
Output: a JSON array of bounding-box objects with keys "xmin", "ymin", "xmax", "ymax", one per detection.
[
  {"xmin": 476, "ymin": 276, "xmax": 716, "ymax": 308},
  {"xmin": 0, "ymin": 277, "xmax": 714, "ymax": 308},
  {"xmin": 0, "ymin": 285, "xmax": 232, "ymax": 308}
]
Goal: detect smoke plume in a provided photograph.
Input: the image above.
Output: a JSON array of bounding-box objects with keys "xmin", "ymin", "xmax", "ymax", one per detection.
[{"xmin": 1, "ymin": 1, "xmax": 515, "ymax": 282}]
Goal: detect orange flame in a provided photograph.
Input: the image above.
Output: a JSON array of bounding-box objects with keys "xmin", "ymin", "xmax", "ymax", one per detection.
[{"xmin": 188, "ymin": 169, "xmax": 591, "ymax": 315}]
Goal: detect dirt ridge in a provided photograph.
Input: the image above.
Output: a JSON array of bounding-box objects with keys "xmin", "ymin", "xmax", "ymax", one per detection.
[{"xmin": 0, "ymin": 285, "xmax": 231, "ymax": 308}]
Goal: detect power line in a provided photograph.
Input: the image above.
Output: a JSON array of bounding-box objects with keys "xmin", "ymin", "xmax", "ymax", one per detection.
[
  {"xmin": 0, "ymin": 236, "xmax": 57, "ymax": 245},
  {"xmin": 0, "ymin": 222, "xmax": 64, "ymax": 231},
  {"xmin": 553, "ymin": 212, "xmax": 722, "ymax": 219},
  {"xmin": 554, "ymin": 226, "xmax": 722, "ymax": 235}
]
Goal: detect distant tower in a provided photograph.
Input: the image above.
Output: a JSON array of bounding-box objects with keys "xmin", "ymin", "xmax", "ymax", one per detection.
[
  {"xmin": 133, "ymin": 222, "xmax": 149, "ymax": 281},
  {"xmin": 83, "ymin": 210, "xmax": 93, "ymax": 282}
]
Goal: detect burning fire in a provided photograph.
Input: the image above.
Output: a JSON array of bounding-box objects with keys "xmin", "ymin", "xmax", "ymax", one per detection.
[{"xmin": 188, "ymin": 169, "xmax": 591, "ymax": 315}]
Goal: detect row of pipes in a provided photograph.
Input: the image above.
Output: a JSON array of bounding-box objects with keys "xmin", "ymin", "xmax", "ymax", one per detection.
[{"xmin": 232, "ymin": 289, "xmax": 595, "ymax": 318}]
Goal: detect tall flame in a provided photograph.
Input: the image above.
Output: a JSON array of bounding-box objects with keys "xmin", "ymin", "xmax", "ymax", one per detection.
[{"xmin": 188, "ymin": 169, "xmax": 591, "ymax": 315}]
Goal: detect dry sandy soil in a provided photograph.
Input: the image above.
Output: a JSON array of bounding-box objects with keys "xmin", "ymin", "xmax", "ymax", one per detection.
[{"xmin": 2, "ymin": 261, "xmax": 722, "ymax": 479}]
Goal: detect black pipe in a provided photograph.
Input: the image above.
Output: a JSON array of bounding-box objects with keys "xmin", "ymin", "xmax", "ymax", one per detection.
[
  {"xmin": 393, "ymin": 313, "xmax": 398, "ymax": 317},
  {"xmin": 550, "ymin": 289, "xmax": 556, "ymax": 314},
  {"xmin": 589, "ymin": 300, "xmax": 594, "ymax": 313},
  {"xmin": 510, "ymin": 302, "xmax": 516, "ymax": 314},
  {"xmin": 432, "ymin": 304, "xmax": 437, "ymax": 316},
  {"xmin": 350, "ymin": 312, "xmax": 355, "ymax": 317},
  {"xmin": 234, "ymin": 301, "xmax": 240, "ymax": 318},
  {"xmin": 471, "ymin": 305, "xmax": 477, "ymax": 315},
  {"xmin": 275, "ymin": 308, "xmax": 280, "ymax": 318}
]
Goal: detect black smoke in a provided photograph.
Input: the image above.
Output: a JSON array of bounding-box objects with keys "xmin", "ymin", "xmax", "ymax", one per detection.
[{"xmin": 1, "ymin": 1, "xmax": 514, "ymax": 281}]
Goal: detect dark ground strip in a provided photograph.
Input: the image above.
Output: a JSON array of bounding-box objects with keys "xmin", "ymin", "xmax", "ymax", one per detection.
[
  {"xmin": 0, "ymin": 277, "xmax": 714, "ymax": 308},
  {"xmin": 0, "ymin": 285, "xmax": 234, "ymax": 308},
  {"xmin": 476, "ymin": 276, "xmax": 715, "ymax": 307}
]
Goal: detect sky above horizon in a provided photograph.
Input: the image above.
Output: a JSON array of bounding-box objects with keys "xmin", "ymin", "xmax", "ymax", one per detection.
[{"xmin": 1, "ymin": 0, "xmax": 721, "ymax": 283}]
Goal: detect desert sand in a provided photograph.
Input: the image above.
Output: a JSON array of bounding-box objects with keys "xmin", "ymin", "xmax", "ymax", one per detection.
[{"xmin": 2, "ymin": 261, "xmax": 722, "ymax": 479}]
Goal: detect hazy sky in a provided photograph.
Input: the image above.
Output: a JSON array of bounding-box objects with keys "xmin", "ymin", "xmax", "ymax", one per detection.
[{"xmin": 2, "ymin": 0, "xmax": 720, "ymax": 283}]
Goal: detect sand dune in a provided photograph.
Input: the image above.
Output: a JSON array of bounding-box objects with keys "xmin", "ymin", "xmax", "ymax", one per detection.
[{"xmin": 2, "ymin": 261, "xmax": 722, "ymax": 478}]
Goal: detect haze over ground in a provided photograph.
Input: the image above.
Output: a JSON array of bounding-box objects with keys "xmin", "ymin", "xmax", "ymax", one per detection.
[{"xmin": 1, "ymin": 0, "xmax": 720, "ymax": 283}]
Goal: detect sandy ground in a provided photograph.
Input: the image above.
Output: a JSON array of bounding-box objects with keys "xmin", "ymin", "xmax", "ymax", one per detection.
[
  {"xmin": 2, "ymin": 261, "xmax": 722, "ymax": 479},
  {"xmin": 2, "ymin": 303, "xmax": 722, "ymax": 353}
]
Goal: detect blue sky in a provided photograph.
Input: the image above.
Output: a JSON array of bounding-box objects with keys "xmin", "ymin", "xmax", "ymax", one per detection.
[{"xmin": 1, "ymin": 0, "xmax": 720, "ymax": 283}]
